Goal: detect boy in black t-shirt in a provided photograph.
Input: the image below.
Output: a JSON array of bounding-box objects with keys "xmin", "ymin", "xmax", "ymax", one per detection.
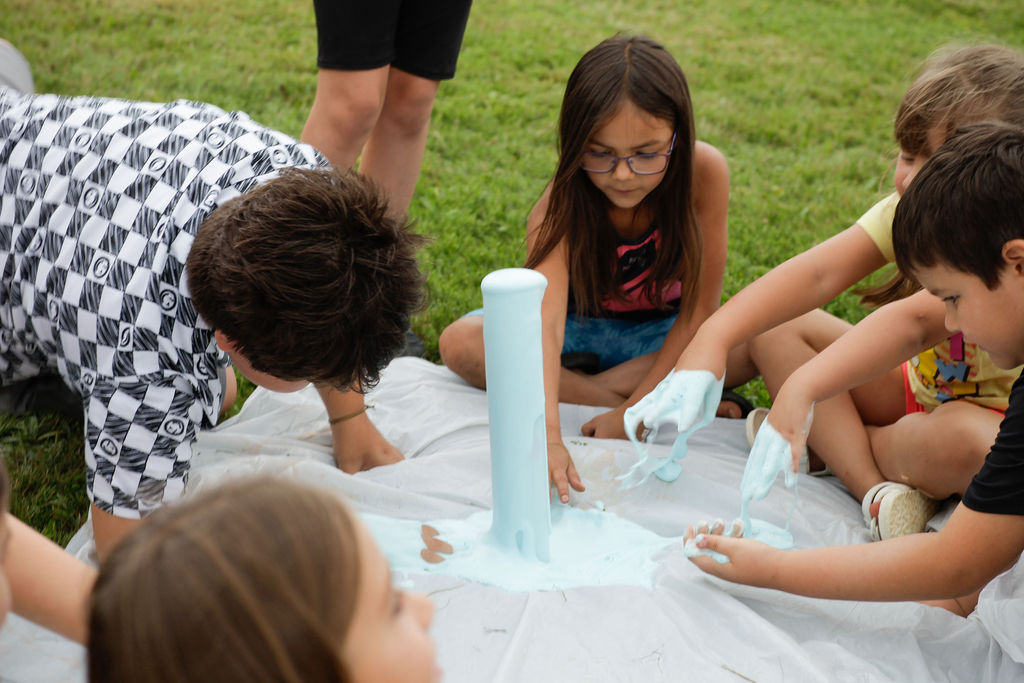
[{"xmin": 685, "ymin": 122, "xmax": 1024, "ymax": 616}]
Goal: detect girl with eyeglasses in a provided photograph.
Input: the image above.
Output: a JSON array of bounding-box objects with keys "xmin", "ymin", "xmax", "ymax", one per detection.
[{"xmin": 440, "ymin": 35, "xmax": 755, "ymax": 503}]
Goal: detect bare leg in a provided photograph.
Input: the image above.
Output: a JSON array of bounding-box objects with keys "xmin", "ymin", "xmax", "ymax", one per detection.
[
  {"xmin": 439, "ymin": 316, "xmax": 630, "ymax": 406},
  {"xmin": 557, "ymin": 369, "xmax": 628, "ymax": 407},
  {"xmin": 723, "ymin": 340, "xmax": 759, "ymax": 389},
  {"xmin": 301, "ymin": 67, "xmax": 389, "ymax": 170},
  {"xmin": 358, "ymin": 67, "xmax": 440, "ymax": 215},
  {"xmin": 438, "ymin": 315, "xmax": 487, "ymax": 388},
  {"xmin": 749, "ymin": 310, "xmax": 905, "ymax": 501},
  {"xmin": 554, "ymin": 334, "xmax": 759, "ymax": 417},
  {"xmin": 867, "ymin": 400, "xmax": 1000, "ymax": 499},
  {"xmin": 589, "ymin": 354, "xmax": 656, "ymax": 397},
  {"xmin": 441, "ymin": 314, "xmax": 765, "ymax": 413}
]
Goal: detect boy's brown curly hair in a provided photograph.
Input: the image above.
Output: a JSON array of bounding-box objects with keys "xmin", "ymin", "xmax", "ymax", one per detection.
[{"xmin": 187, "ymin": 167, "xmax": 426, "ymax": 391}]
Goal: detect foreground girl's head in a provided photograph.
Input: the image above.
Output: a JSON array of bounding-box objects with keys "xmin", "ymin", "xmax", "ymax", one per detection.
[
  {"xmin": 88, "ymin": 477, "xmax": 437, "ymax": 683},
  {"xmin": 530, "ymin": 35, "xmax": 701, "ymax": 317}
]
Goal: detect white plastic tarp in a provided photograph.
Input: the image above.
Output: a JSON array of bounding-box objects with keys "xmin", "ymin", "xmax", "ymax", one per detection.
[{"xmin": 2, "ymin": 357, "xmax": 1023, "ymax": 682}]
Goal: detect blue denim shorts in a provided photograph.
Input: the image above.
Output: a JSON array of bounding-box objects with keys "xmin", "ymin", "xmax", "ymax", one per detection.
[{"xmin": 464, "ymin": 309, "xmax": 676, "ymax": 372}]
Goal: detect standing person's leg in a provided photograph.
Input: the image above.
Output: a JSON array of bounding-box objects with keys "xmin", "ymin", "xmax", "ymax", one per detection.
[
  {"xmin": 302, "ymin": 67, "xmax": 390, "ymax": 170},
  {"xmin": 357, "ymin": 69, "xmax": 439, "ymax": 214},
  {"xmin": 301, "ymin": 1, "xmax": 471, "ymax": 215},
  {"xmin": 300, "ymin": 0, "xmax": 401, "ymax": 170},
  {"xmin": 358, "ymin": 0, "xmax": 472, "ymax": 214}
]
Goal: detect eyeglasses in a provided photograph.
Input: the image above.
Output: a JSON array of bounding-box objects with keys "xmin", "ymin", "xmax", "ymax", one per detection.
[{"xmin": 580, "ymin": 133, "xmax": 676, "ymax": 175}]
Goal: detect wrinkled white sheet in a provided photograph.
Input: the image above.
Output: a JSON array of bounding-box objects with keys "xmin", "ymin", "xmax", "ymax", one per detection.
[{"xmin": 2, "ymin": 357, "xmax": 1023, "ymax": 682}]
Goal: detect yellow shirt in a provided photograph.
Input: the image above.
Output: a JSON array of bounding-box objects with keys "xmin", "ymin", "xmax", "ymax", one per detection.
[{"xmin": 857, "ymin": 193, "xmax": 1021, "ymax": 411}]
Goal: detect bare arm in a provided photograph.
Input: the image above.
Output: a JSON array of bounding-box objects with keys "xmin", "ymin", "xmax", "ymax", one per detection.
[
  {"xmin": 766, "ymin": 289, "xmax": 949, "ymax": 448},
  {"xmin": 678, "ymin": 224, "xmax": 888, "ymax": 378},
  {"xmin": 528, "ymin": 187, "xmax": 584, "ymax": 503},
  {"xmin": 318, "ymin": 385, "xmax": 403, "ymax": 472},
  {"xmin": 5, "ymin": 515, "xmax": 97, "ymax": 644},
  {"xmin": 691, "ymin": 502, "xmax": 1024, "ymax": 603}
]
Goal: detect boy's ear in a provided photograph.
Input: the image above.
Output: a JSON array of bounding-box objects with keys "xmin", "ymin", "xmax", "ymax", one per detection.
[
  {"xmin": 1003, "ymin": 240, "xmax": 1024, "ymax": 276},
  {"xmin": 213, "ymin": 330, "xmax": 237, "ymax": 353}
]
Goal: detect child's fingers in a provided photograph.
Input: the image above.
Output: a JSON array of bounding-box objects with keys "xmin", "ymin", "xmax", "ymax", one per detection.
[
  {"xmin": 695, "ymin": 531, "xmax": 735, "ymax": 557},
  {"xmin": 728, "ymin": 518, "xmax": 744, "ymax": 538},
  {"xmin": 551, "ymin": 470, "xmax": 571, "ymax": 503},
  {"xmin": 710, "ymin": 518, "xmax": 725, "ymax": 536},
  {"xmin": 567, "ymin": 460, "xmax": 585, "ymax": 492}
]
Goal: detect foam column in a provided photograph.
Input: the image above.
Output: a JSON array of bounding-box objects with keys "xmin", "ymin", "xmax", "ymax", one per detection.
[{"xmin": 482, "ymin": 268, "xmax": 551, "ymax": 562}]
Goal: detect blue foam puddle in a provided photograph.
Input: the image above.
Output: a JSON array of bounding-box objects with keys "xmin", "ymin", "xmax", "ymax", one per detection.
[{"xmin": 363, "ymin": 505, "xmax": 677, "ymax": 592}]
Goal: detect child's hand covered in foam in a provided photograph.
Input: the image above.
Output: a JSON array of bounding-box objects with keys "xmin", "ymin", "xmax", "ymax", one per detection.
[
  {"xmin": 743, "ymin": 417, "xmax": 801, "ymax": 502},
  {"xmin": 683, "ymin": 521, "xmax": 781, "ymax": 582},
  {"xmin": 755, "ymin": 394, "xmax": 814, "ymax": 475},
  {"xmin": 621, "ymin": 370, "xmax": 724, "ymax": 485}
]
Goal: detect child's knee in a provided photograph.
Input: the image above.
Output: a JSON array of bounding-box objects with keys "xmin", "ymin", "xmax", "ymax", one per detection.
[
  {"xmin": 381, "ymin": 75, "xmax": 439, "ymax": 131},
  {"xmin": 319, "ymin": 91, "xmax": 385, "ymax": 139},
  {"xmin": 438, "ymin": 319, "xmax": 483, "ymax": 374},
  {"xmin": 933, "ymin": 402, "xmax": 1000, "ymax": 459},
  {"xmin": 747, "ymin": 320, "xmax": 800, "ymax": 360}
]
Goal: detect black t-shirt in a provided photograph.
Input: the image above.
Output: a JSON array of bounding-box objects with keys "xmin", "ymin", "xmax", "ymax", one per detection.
[{"xmin": 963, "ymin": 371, "xmax": 1024, "ymax": 515}]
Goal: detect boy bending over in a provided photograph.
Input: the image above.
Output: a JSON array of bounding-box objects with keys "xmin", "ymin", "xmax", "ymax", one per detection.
[
  {"xmin": 0, "ymin": 89, "xmax": 424, "ymax": 559},
  {"xmin": 688, "ymin": 121, "xmax": 1024, "ymax": 616}
]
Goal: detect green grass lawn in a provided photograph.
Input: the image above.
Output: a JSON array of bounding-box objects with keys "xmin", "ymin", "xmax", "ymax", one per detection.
[{"xmin": 5, "ymin": 0, "xmax": 1024, "ymax": 544}]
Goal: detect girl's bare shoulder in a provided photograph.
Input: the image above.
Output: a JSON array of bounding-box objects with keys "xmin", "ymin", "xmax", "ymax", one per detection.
[
  {"xmin": 693, "ymin": 140, "xmax": 728, "ymax": 180},
  {"xmin": 692, "ymin": 140, "xmax": 730, "ymax": 215}
]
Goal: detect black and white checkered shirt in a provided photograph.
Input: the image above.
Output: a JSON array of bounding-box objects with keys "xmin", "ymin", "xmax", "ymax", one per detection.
[{"xmin": 0, "ymin": 88, "xmax": 325, "ymax": 517}]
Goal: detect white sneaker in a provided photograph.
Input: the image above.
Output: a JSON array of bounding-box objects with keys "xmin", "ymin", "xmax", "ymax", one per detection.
[
  {"xmin": 862, "ymin": 482, "xmax": 938, "ymax": 541},
  {"xmin": 744, "ymin": 407, "xmax": 770, "ymax": 448}
]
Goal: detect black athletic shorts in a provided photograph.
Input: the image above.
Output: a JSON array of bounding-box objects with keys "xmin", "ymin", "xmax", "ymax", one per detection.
[{"xmin": 313, "ymin": 0, "xmax": 473, "ymax": 80}]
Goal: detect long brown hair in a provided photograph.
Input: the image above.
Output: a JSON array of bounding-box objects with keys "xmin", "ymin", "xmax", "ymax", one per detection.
[
  {"xmin": 860, "ymin": 44, "xmax": 1024, "ymax": 307},
  {"xmin": 88, "ymin": 478, "xmax": 361, "ymax": 683},
  {"xmin": 525, "ymin": 35, "xmax": 700, "ymax": 319}
]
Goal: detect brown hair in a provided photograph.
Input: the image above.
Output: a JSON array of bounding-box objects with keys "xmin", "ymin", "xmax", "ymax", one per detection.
[
  {"xmin": 861, "ymin": 44, "xmax": 1024, "ymax": 307},
  {"xmin": 525, "ymin": 35, "xmax": 701, "ymax": 318},
  {"xmin": 187, "ymin": 167, "xmax": 427, "ymax": 390},
  {"xmin": 88, "ymin": 478, "xmax": 361, "ymax": 683},
  {"xmin": 894, "ymin": 122, "xmax": 1024, "ymax": 287}
]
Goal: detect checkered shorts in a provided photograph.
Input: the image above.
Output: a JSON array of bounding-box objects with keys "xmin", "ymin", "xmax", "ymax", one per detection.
[{"xmin": 0, "ymin": 88, "xmax": 325, "ymax": 517}]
